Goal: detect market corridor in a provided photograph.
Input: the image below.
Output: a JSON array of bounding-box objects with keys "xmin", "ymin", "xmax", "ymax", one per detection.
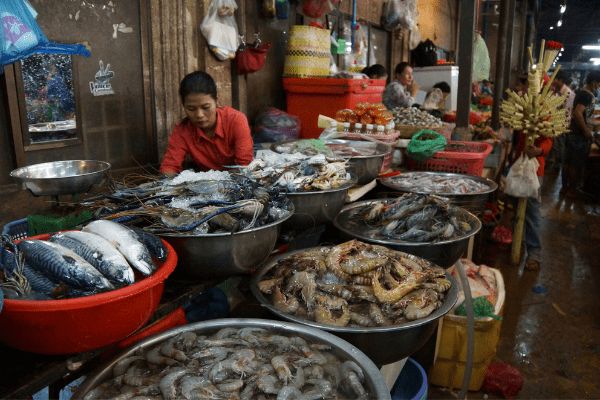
[{"xmin": 432, "ymin": 168, "xmax": 600, "ymax": 398}]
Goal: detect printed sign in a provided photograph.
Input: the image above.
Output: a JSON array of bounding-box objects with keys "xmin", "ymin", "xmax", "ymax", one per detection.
[{"xmin": 89, "ymin": 59, "xmax": 114, "ymax": 96}]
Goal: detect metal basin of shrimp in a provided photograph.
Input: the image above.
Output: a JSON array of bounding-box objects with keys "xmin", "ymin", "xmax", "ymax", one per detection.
[
  {"xmin": 333, "ymin": 195, "xmax": 482, "ymax": 268},
  {"xmin": 73, "ymin": 318, "xmax": 391, "ymax": 400},
  {"xmin": 379, "ymin": 171, "xmax": 497, "ymax": 215},
  {"xmin": 251, "ymin": 243, "xmax": 458, "ymax": 365}
]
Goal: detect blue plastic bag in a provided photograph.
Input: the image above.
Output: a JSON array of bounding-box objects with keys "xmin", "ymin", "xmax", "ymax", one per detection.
[{"xmin": 0, "ymin": 0, "xmax": 90, "ymax": 68}]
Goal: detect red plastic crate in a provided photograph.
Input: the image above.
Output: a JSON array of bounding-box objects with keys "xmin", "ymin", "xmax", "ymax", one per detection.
[
  {"xmin": 283, "ymin": 77, "xmax": 386, "ymax": 139},
  {"xmin": 406, "ymin": 141, "xmax": 493, "ymax": 176}
]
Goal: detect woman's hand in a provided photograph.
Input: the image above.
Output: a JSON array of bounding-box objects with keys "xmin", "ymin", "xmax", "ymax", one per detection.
[
  {"xmin": 409, "ymin": 82, "xmax": 419, "ymax": 97},
  {"xmin": 525, "ymin": 144, "xmax": 542, "ymax": 158}
]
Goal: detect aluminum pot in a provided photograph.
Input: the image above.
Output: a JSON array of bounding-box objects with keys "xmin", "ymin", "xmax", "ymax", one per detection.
[
  {"xmin": 160, "ymin": 208, "xmax": 293, "ymax": 279},
  {"xmin": 379, "ymin": 171, "xmax": 498, "ymax": 215},
  {"xmin": 251, "ymin": 248, "xmax": 458, "ymax": 366},
  {"xmin": 271, "ymin": 139, "xmax": 391, "ymax": 185},
  {"xmin": 333, "ymin": 199, "xmax": 482, "ymax": 268},
  {"xmin": 10, "ymin": 160, "xmax": 111, "ymax": 196},
  {"xmin": 284, "ymin": 181, "xmax": 354, "ymax": 230},
  {"xmin": 73, "ymin": 318, "xmax": 391, "ymax": 400},
  {"xmin": 324, "ymin": 139, "xmax": 391, "ymax": 184}
]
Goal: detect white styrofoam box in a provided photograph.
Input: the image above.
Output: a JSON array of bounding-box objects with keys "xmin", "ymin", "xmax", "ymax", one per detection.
[{"xmin": 412, "ymin": 65, "xmax": 460, "ymax": 111}]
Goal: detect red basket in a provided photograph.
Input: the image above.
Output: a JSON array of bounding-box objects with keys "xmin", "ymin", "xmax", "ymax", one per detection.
[{"xmin": 406, "ymin": 141, "xmax": 493, "ymax": 176}]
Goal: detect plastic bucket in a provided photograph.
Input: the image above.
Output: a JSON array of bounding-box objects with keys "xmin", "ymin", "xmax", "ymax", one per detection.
[{"xmin": 391, "ymin": 358, "xmax": 428, "ymax": 400}]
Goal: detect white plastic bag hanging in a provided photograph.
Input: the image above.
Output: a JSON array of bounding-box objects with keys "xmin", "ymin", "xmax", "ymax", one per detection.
[
  {"xmin": 504, "ymin": 155, "xmax": 540, "ymax": 198},
  {"xmin": 200, "ymin": 0, "xmax": 239, "ymax": 61}
]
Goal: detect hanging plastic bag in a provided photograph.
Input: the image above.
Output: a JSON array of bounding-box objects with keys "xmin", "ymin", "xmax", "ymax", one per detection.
[
  {"xmin": 381, "ymin": 0, "xmax": 418, "ymax": 31},
  {"xmin": 200, "ymin": 0, "xmax": 239, "ymax": 61},
  {"xmin": 0, "ymin": 0, "xmax": 90, "ymax": 68},
  {"xmin": 300, "ymin": 0, "xmax": 333, "ymax": 19},
  {"xmin": 504, "ymin": 154, "xmax": 540, "ymax": 198},
  {"xmin": 411, "ymin": 39, "xmax": 438, "ymax": 67}
]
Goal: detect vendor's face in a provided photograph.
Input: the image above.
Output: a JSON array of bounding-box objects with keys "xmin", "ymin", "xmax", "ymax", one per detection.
[
  {"xmin": 397, "ymin": 66, "xmax": 414, "ymax": 86},
  {"xmin": 184, "ymin": 93, "xmax": 217, "ymax": 131}
]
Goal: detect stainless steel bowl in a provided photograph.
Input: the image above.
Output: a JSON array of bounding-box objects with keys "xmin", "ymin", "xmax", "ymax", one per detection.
[
  {"xmin": 251, "ymin": 249, "xmax": 458, "ymax": 366},
  {"xmin": 161, "ymin": 208, "xmax": 293, "ymax": 279},
  {"xmin": 285, "ymin": 181, "xmax": 353, "ymax": 230},
  {"xmin": 271, "ymin": 139, "xmax": 392, "ymax": 185},
  {"xmin": 379, "ymin": 171, "xmax": 497, "ymax": 215},
  {"xmin": 333, "ymin": 199, "xmax": 482, "ymax": 268},
  {"xmin": 325, "ymin": 139, "xmax": 391, "ymax": 184},
  {"xmin": 10, "ymin": 160, "xmax": 111, "ymax": 196},
  {"xmin": 73, "ymin": 318, "xmax": 391, "ymax": 400}
]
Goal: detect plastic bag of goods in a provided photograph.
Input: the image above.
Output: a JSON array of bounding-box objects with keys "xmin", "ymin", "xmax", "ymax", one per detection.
[{"xmin": 253, "ymin": 107, "xmax": 301, "ymax": 143}]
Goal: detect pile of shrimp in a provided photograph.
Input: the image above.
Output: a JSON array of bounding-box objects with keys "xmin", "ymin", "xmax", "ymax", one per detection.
[
  {"xmin": 257, "ymin": 240, "xmax": 452, "ymax": 327},
  {"xmin": 83, "ymin": 327, "xmax": 373, "ymax": 400}
]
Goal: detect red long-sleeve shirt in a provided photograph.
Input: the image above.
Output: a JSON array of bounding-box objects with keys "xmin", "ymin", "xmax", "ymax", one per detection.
[
  {"xmin": 513, "ymin": 132, "xmax": 553, "ymax": 176},
  {"xmin": 159, "ymin": 106, "xmax": 254, "ymax": 173}
]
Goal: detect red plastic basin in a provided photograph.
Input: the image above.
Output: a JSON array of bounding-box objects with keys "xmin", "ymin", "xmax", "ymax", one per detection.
[{"xmin": 0, "ymin": 234, "xmax": 178, "ymax": 355}]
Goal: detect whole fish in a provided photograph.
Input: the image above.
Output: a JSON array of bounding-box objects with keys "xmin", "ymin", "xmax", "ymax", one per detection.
[
  {"xmin": 83, "ymin": 220, "xmax": 155, "ymax": 276},
  {"xmin": 18, "ymin": 240, "xmax": 114, "ymax": 291},
  {"xmin": 128, "ymin": 226, "xmax": 168, "ymax": 261},
  {"xmin": 50, "ymin": 231, "xmax": 135, "ymax": 285}
]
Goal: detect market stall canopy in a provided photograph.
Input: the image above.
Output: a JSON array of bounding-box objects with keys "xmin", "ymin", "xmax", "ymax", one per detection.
[{"xmin": 0, "ymin": 0, "xmax": 90, "ymax": 69}]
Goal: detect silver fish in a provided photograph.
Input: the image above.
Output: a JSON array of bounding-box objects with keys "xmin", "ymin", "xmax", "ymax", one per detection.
[
  {"xmin": 50, "ymin": 231, "xmax": 135, "ymax": 285},
  {"xmin": 83, "ymin": 220, "xmax": 155, "ymax": 276},
  {"xmin": 18, "ymin": 240, "xmax": 114, "ymax": 291}
]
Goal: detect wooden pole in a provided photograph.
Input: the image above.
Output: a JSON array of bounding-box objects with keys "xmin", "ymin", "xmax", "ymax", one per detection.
[
  {"xmin": 511, "ymin": 197, "xmax": 527, "ymax": 265},
  {"xmin": 455, "ymin": 0, "xmax": 476, "ymax": 129}
]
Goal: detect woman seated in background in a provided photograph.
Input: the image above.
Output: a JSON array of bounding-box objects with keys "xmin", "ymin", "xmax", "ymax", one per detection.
[
  {"xmin": 160, "ymin": 71, "xmax": 254, "ymax": 176},
  {"xmin": 361, "ymin": 64, "xmax": 388, "ymax": 80},
  {"xmin": 382, "ymin": 62, "xmax": 419, "ymax": 110}
]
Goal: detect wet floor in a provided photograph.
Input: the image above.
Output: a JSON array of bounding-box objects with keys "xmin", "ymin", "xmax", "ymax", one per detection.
[
  {"xmin": 430, "ymin": 168, "xmax": 600, "ymax": 399},
  {"xmin": 1, "ymin": 168, "xmax": 599, "ymax": 399}
]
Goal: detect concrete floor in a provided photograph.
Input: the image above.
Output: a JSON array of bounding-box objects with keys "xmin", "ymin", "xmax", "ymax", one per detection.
[{"xmin": 1, "ymin": 168, "xmax": 599, "ymax": 399}]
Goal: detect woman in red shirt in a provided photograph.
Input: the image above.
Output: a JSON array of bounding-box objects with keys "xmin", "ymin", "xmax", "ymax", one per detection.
[{"xmin": 160, "ymin": 71, "xmax": 253, "ymax": 176}]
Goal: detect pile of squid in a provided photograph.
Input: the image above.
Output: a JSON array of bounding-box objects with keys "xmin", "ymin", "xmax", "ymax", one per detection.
[
  {"xmin": 83, "ymin": 327, "xmax": 373, "ymax": 400},
  {"xmin": 240, "ymin": 150, "xmax": 353, "ymax": 192},
  {"xmin": 384, "ymin": 172, "xmax": 492, "ymax": 194},
  {"xmin": 256, "ymin": 240, "xmax": 451, "ymax": 327},
  {"xmin": 345, "ymin": 194, "xmax": 475, "ymax": 243},
  {"xmin": 80, "ymin": 170, "xmax": 293, "ymax": 235},
  {"xmin": 0, "ymin": 220, "xmax": 166, "ymax": 300}
]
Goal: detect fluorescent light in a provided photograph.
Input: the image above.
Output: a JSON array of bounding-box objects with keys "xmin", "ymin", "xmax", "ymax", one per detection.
[
  {"xmin": 560, "ymin": 4, "xmax": 566, "ymax": 13},
  {"xmin": 590, "ymin": 58, "xmax": 600, "ymax": 62},
  {"xmin": 557, "ymin": 20, "xmax": 563, "ymax": 27},
  {"xmin": 582, "ymin": 45, "xmax": 600, "ymax": 50},
  {"xmin": 549, "ymin": 26, "xmax": 554, "ymax": 30}
]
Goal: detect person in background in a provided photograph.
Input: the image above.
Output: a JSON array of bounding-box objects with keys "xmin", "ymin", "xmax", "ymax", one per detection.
[
  {"xmin": 561, "ymin": 70, "xmax": 600, "ymax": 197},
  {"xmin": 422, "ymin": 81, "xmax": 451, "ymax": 112},
  {"xmin": 361, "ymin": 64, "xmax": 388, "ymax": 80},
  {"xmin": 547, "ymin": 70, "xmax": 575, "ymax": 172},
  {"xmin": 510, "ymin": 132, "xmax": 553, "ymax": 271},
  {"xmin": 383, "ymin": 62, "xmax": 419, "ymax": 110},
  {"xmin": 160, "ymin": 71, "xmax": 253, "ymax": 176},
  {"xmin": 480, "ymin": 79, "xmax": 494, "ymax": 96}
]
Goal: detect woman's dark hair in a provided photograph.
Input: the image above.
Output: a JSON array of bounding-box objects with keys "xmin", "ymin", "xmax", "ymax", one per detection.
[
  {"xmin": 394, "ymin": 62, "xmax": 411, "ymax": 76},
  {"xmin": 433, "ymin": 81, "xmax": 451, "ymax": 93},
  {"xmin": 362, "ymin": 64, "xmax": 387, "ymax": 79},
  {"xmin": 179, "ymin": 71, "xmax": 217, "ymax": 101},
  {"xmin": 585, "ymin": 70, "xmax": 600, "ymax": 85}
]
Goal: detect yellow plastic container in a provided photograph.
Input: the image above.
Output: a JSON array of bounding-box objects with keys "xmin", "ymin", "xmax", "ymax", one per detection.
[{"xmin": 429, "ymin": 268, "xmax": 505, "ymax": 391}]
